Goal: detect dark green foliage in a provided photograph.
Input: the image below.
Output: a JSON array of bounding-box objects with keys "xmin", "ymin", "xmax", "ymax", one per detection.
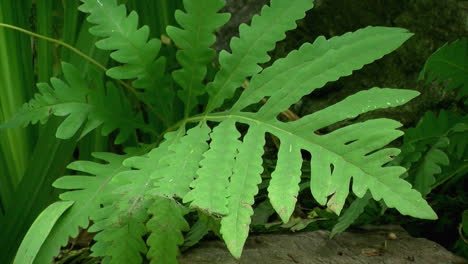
[{"xmin": 419, "ymin": 38, "xmax": 467, "ymax": 99}]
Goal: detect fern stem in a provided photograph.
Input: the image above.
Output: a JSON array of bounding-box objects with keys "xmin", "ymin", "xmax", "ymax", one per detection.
[
  {"xmin": 0, "ymin": 22, "xmax": 106, "ymax": 72},
  {"xmin": 0, "ymin": 22, "xmax": 165, "ymax": 126}
]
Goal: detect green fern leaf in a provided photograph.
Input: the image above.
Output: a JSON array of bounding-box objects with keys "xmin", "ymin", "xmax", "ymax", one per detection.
[
  {"xmin": 146, "ymin": 197, "xmax": 189, "ymax": 264},
  {"xmin": 1, "ymin": 62, "xmax": 145, "ymax": 143},
  {"xmin": 154, "ymin": 123, "xmax": 211, "ymax": 198},
  {"xmin": 79, "ymin": 0, "xmax": 173, "ymax": 123},
  {"xmin": 173, "ymin": 26, "xmax": 434, "ymax": 257},
  {"xmin": 183, "ymin": 120, "xmax": 241, "ymax": 215},
  {"xmin": 90, "ymin": 200, "xmax": 149, "ymax": 264},
  {"xmin": 419, "ymin": 38, "xmax": 468, "ymax": 98},
  {"xmin": 79, "ymin": 0, "xmax": 163, "ymax": 89},
  {"xmin": 413, "ymin": 138, "xmax": 449, "ymax": 197},
  {"xmin": 267, "ymin": 138, "xmax": 303, "ymax": 223},
  {"xmin": 177, "ymin": 89, "xmax": 433, "ymax": 257},
  {"xmin": 205, "ymin": 0, "xmax": 313, "ymax": 112},
  {"xmin": 32, "ymin": 153, "xmax": 130, "ymax": 264},
  {"xmin": 89, "ymin": 133, "xmax": 182, "ymax": 263},
  {"xmin": 220, "ymin": 125, "xmax": 265, "ymax": 258},
  {"xmin": 399, "ymin": 111, "xmax": 465, "ymax": 197},
  {"xmin": 167, "ymin": 0, "xmax": 230, "ymax": 116}
]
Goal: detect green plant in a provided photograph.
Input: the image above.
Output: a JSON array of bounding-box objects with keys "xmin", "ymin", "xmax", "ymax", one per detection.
[
  {"xmin": 2, "ymin": 0, "xmax": 439, "ymax": 263},
  {"xmin": 330, "ymin": 38, "xmax": 467, "ymax": 254},
  {"xmin": 0, "ymin": 0, "xmax": 182, "ymax": 263},
  {"xmin": 419, "ymin": 38, "xmax": 467, "ymax": 102}
]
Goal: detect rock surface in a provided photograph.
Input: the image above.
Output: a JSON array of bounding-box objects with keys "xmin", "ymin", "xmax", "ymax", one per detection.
[{"xmin": 179, "ymin": 225, "xmax": 467, "ymax": 264}]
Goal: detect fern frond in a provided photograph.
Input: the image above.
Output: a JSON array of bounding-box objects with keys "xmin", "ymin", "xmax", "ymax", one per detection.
[
  {"xmin": 32, "ymin": 153, "xmax": 130, "ymax": 263},
  {"xmin": 146, "ymin": 197, "xmax": 189, "ymax": 264},
  {"xmin": 192, "ymin": 88, "xmax": 434, "ymax": 222},
  {"xmin": 171, "ymin": 27, "xmax": 434, "ymax": 257},
  {"xmin": 1, "ymin": 62, "xmax": 145, "ymax": 143},
  {"xmin": 79, "ymin": 0, "xmax": 173, "ymax": 123},
  {"xmin": 79, "ymin": 0, "xmax": 162, "ymax": 89},
  {"xmin": 399, "ymin": 111, "xmax": 465, "ymax": 196},
  {"xmin": 88, "ymin": 132, "xmax": 183, "ymax": 263},
  {"xmin": 167, "ymin": 0, "xmax": 230, "ymax": 116},
  {"xmin": 205, "ymin": 0, "xmax": 313, "ymax": 112},
  {"xmin": 419, "ymin": 38, "xmax": 468, "ymax": 98},
  {"xmin": 183, "ymin": 120, "xmax": 241, "ymax": 215},
  {"xmin": 172, "ymin": 88, "xmax": 432, "ymax": 257}
]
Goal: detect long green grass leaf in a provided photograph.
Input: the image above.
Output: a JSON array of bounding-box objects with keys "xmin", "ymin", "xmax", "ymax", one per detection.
[{"xmin": 13, "ymin": 201, "xmax": 74, "ymax": 264}]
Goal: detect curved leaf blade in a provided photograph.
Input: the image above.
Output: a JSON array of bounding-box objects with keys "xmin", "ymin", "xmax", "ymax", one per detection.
[{"xmin": 13, "ymin": 201, "xmax": 74, "ymax": 264}]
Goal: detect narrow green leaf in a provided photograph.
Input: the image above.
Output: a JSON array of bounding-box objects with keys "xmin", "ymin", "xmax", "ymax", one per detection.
[
  {"xmin": 13, "ymin": 201, "xmax": 74, "ymax": 264},
  {"xmin": 167, "ymin": 0, "xmax": 229, "ymax": 116},
  {"xmin": 220, "ymin": 125, "xmax": 265, "ymax": 258},
  {"xmin": 36, "ymin": 0, "xmax": 54, "ymax": 83},
  {"xmin": 267, "ymin": 139, "xmax": 303, "ymax": 223},
  {"xmin": 0, "ymin": 0, "xmax": 34, "ymax": 201},
  {"xmin": 183, "ymin": 219, "xmax": 209, "ymax": 249},
  {"xmin": 184, "ymin": 120, "xmax": 241, "ymax": 215}
]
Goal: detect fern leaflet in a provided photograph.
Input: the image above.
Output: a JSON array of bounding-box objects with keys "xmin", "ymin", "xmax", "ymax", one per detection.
[
  {"xmin": 32, "ymin": 153, "xmax": 130, "ymax": 263},
  {"xmin": 0, "ymin": 62, "xmax": 146, "ymax": 143},
  {"xmin": 146, "ymin": 197, "xmax": 189, "ymax": 264},
  {"xmin": 89, "ymin": 132, "xmax": 183, "ymax": 263},
  {"xmin": 79, "ymin": 0, "xmax": 174, "ymax": 124},
  {"xmin": 167, "ymin": 0, "xmax": 230, "ymax": 116}
]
